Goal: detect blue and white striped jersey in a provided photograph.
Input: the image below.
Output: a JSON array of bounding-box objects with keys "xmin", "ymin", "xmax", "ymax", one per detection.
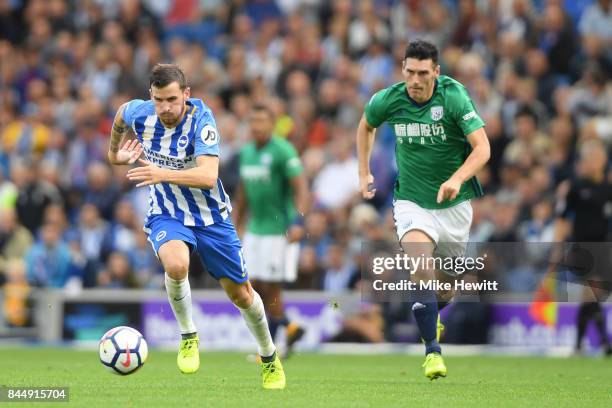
[{"xmin": 122, "ymin": 98, "xmax": 232, "ymax": 227}]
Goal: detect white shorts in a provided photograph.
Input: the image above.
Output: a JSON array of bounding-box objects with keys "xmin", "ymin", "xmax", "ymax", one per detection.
[
  {"xmin": 393, "ymin": 199, "xmax": 473, "ymax": 261},
  {"xmin": 243, "ymin": 233, "xmax": 300, "ymax": 283}
]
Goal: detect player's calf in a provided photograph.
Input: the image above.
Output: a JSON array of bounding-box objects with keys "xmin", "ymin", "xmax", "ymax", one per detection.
[
  {"xmin": 409, "ymin": 268, "xmax": 441, "ymax": 355},
  {"xmin": 221, "ymin": 279, "xmax": 278, "ymax": 360}
]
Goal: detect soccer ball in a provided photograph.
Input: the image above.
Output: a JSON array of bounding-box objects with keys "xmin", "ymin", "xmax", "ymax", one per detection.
[{"xmin": 99, "ymin": 326, "xmax": 148, "ymax": 375}]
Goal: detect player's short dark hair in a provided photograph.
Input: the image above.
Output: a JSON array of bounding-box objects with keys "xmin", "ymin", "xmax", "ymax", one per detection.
[
  {"xmin": 149, "ymin": 63, "xmax": 187, "ymax": 90},
  {"xmin": 252, "ymin": 103, "xmax": 275, "ymax": 121},
  {"xmin": 404, "ymin": 40, "xmax": 438, "ymax": 65}
]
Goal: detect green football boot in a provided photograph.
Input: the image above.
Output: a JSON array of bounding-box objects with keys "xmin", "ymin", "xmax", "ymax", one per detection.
[
  {"xmin": 177, "ymin": 335, "xmax": 200, "ymax": 374},
  {"xmin": 423, "ymin": 352, "xmax": 447, "ymax": 380},
  {"xmin": 262, "ymin": 353, "xmax": 286, "ymax": 390}
]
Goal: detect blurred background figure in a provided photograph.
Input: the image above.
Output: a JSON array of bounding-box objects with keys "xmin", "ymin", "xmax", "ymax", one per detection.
[
  {"xmin": 25, "ymin": 222, "xmax": 80, "ymax": 288},
  {"xmin": 553, "ymin": 139, "xmax": 612, "ymax": 356}
]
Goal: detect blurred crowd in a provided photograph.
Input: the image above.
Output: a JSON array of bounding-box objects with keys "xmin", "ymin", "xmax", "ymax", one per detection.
[{"xmin": 0, "ymin": 0, "xmax": 611, "ymax": 328}]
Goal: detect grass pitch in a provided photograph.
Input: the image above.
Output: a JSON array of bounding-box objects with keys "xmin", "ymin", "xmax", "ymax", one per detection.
[{"xmin": 0, "ymin": 348, "xmax": 611, "ymax": 407}]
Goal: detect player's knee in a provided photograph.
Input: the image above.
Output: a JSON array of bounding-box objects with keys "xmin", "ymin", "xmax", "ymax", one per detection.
[
  {"xmin": 163, "ymin": 259, "xmax": 189, "ymax": 280},
  {"xmin": 229, "ymin": 287, "xmax": 253, "ymax": 309}
]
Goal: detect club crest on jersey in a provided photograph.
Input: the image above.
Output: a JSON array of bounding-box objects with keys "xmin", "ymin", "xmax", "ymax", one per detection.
[
  {"xmin": 430, "ymin": 106, "xmax": 444, "ymax": 121},
  {"xmin": 177, "ymin": 134, "xmax": 189, "ymax": 149},
  {"xmin": 260, "ymin": 153, "xmax": 272, "ymax": 165}
]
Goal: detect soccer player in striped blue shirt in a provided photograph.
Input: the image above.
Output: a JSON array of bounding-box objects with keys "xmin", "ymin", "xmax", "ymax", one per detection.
[{"xmin": 107, "ymin": 64, "xmax": 285, "ymax": 389}]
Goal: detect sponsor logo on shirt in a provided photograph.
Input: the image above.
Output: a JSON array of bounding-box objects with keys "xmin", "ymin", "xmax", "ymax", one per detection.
[
  {"xmin": 240, "ymin": 165, "xmax": 271, "ymax": 182},
  {"xmin": 144, "ymin": 147, "xmax": 193, "ymax": 169},
  {"xmin": 200, "ymin": 124, "xmax": 218, "ymax": 146},
  {"xmin": 394, "ymin": 123, "xmax": 446, "ymax": 145}
]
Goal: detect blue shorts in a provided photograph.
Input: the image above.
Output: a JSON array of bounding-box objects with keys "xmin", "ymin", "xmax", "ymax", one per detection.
[{"xmin": 144, "ymin": 215, "xmax": 247, "ymax": 283}]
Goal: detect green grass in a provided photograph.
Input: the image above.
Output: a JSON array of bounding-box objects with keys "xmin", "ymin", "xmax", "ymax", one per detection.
[{"xmin": 0, "ymin": 348, "xmax": 611, "ymax": 407}]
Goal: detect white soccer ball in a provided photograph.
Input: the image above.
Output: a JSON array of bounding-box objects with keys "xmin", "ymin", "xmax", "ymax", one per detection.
[{"xmin": 99, "ymin": 326, "xmax": 148, "ymax": 375}]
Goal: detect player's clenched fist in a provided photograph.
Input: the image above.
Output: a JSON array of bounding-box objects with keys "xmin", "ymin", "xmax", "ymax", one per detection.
[
  {"xmin": 359, "ymin": 173, "xmax": 376, "ymax": 199},
  {"xmin": 436, "ymin": 175, "xmax": 462, "ymax": 203}
]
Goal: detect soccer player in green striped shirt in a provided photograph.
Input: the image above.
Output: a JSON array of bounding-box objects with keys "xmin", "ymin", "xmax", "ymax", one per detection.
[
  {"xmin": 357, "ymin": 40, "xmax": 491, "ymax": 380},
  {"xmin": 234, "ymin": 104, "xmax": 309, "ymax": 357}
]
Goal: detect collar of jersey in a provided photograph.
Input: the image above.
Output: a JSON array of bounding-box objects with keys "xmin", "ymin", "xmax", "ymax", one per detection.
[
  {"xmin": 255, "ymin": 137, "xmax": 273, "ymax": 151},
  {"xmin": 404, "ymin": 79, "xmax": 438, "ymax": 108}
]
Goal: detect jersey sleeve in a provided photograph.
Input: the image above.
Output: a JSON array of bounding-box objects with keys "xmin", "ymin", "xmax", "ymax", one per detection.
[
  {"xmin": 450, "ymin": 86, "xmax": 485, "ymax": 137},
  {"xmin": 364, "ymin": 89, "xmax": 388, "ymax": 128},
  {"xmin": 194, "ymin": 109, "xmax": 220, "ymax": 157},
  {"xmin": 281, "ymin": 141, "xmax": 303, "ymax": 179},
  {"xmin": 121, "ymin": 99, "xmax": 146, "ymax": 127}
]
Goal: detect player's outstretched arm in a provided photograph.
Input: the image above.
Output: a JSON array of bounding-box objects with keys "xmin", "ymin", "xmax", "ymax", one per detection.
[
  {"xmin": 108, "ymin": 104, "xmax": 142, "ymax": 165},
  {"xmin": 290, "ymin": 173, "xmax": 309, "ymax": 218},
  {"xmin": 287, "ymin": 173, "xmax": 310, "ymax": 242},
  {"xmin": 127, "ymin": 155, "xmax": 218, "ymax": 189},
  {"xmin": 356, "ymin": 114, "xmax": 377, "ymax": 199},
  {"xmin": 437, "ymin": 127, "xmax": 490, "ymax": 203}
]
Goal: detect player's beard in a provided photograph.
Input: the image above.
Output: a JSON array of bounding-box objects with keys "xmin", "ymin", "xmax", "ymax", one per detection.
[{"xmin": 159, "ymin": 104, "xmax": 186, "ymax": 127}]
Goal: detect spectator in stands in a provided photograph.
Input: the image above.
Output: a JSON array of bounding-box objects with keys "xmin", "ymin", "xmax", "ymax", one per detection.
[
  {"xmin": 97, "ymin": 251, "xmax": 138, "ymax": 289},
  {"xmin": 65, "ymin": 118, "xmax": 108, "ymax": 189},
  {"xmin": 568, "ymin": 63, "xmax": 612, "ymax": 131},
  {"xmin": 129, "ymin": 232, "xmax": 163, "ymax": 289},
  {"xmin": 0, "ymin": 168, "xmax": 17, "ymax": 209},
  {"xmin": 295, "ymin": 245, "xmax": 324, "ymax": 290},
  {"xmin": 303, "ymin": 210, "xmax": 332, "ymax": 263},
  {"xmin": 578, "ymin": 0, "xmax": 612, "ymax": 47},
  {"xmin": 323, "ymin": 243, "xmax": 356, "ymax": 293},
  {"xmin": 25, "ymin": 222, "xmax": 79, "ymax": 288},
  {"xmin": 11, "ymin": 159, "xmax": 63, "ymax": 234},
  {"xmin": 82, "ymin": 162, "xmax": 121, "ymax": 221},
  {"xmin": 101, "ymin": 200, "xmax": 138, "ymax": 257},
  {"xmin": 2, "ymin": 259, "xmax": 31, "ymax": 327},
  {"xmin": 503, "ymin": 105, "xmax": 551, "ymax": 169},
  {"xmin": 313, "ymin": 132, "xmax": 360, "ymax": 209},
  {"xmin": 0, "ymin": 208, "xmax": 33, "ymax": 275},
  {"xmin": 538, "ymin": 3, "xmax": 576, "ymax": 77}
]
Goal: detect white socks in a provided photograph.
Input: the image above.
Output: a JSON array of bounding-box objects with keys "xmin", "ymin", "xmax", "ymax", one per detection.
[
  {"xmin": 237, "ymin": 290, "xmax": 276, "ymax": 357},
  {"xmin": 165, "ymin": 275, "xmax": 274, "ymax": 356},
  {"xmin": 165, "ymin": 274, "xmax": 197, "ymax": 334}
]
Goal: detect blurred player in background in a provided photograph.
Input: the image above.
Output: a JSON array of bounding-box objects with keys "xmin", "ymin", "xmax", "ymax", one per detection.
[
  {"xmin": 234, "ymin": 104, "xmax": 309, "ymax": 358},
  {"xmin": 357, "ymin": 40, "xmax": 490, "ymax": 379},
  {"xmin": 107, "ymin": 64, "xmax": 285, "ymax": 389},
  {"xmin": 554, "ymin": 139, "xmax": 612, "ymax": 356}
]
